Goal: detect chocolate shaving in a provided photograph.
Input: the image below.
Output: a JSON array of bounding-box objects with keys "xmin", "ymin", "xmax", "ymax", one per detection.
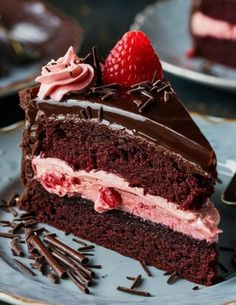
[
  {"xmin": 8, "ymin": 207, "xmax": 18, "ymax": 217},
  {"xmin": 117, "ymin": 286, "xmax": 150, "ymax": 297},
  {"xmin": 131, "ymin": 81, "xmax": 150, "ymax": 88},
  {"xmin": 85, "ymin": 106, "xmax": 92, "ymax": 119},
  {"xmin": 69, "ymin": 71, "xmax": 73, "ymax": 77},
  {"xmin": 164, "ymin": 91, "xmax": 169, "ymax": 102},
  {"xmin": 126, "ymin": 276, "xmax": 136, "ymax": 280},
  {"xmin": 14, "ymin": 216, "xmax": 35, "ymax": 221},
  {"xmin": 32, "ymin": 227, "xmax": 48, "ymax": 236},
  {"xmin": 98, "ymin": 106, "xmax": 103, "ymax": 122},
  {"xmin": 29, "ymin": 234, "xmax": 66, "ymax": 278},
  {"xmin": 127, "ymin": 87, "xmax": 145, "ymax": 95},
  {"xmin": 47, "ymin": 272, "xmax": 59, "ymax": 284},
  {"xmin": 167, "ymin": 271, "xmax": 179, "ymax": 284},
  {"xmin": 45, "ymin": 67, "xmax": 50, "ymax": 73},
  {"xmin": 0, "ymin": 232, "xmax": 18, "ymax": 239},
  {"xmin": 72, "ymin": 238, "xmax": 87, "ymax": 246},
  {"xmin": 151, "ymin": 71, "xmax": 157, "ymax": 84},
  {"xmin": 130, "ymin": 274, "xmax": 142, "ymax": 289},
  {"xmin": 24, "ymin": 219, "xmax": 37, "ymax": 227},
  {"xmin": 12, "ymin": 222, "xmax": 24, "ymax": 234},
  {"xmin": 80, "ymin": 109, "xmax": 88, "ymax": 120},
  {"xmin": 85, "ymin": 264, "xmax": 101, "ymax": 269},
  {"xmin": 19, "ymin": 211, "xmax": 35, "ymax": 219},
  {"xmin": 141, "ymin": 90, "xmax": 153, "ymax": 99},
  {"xmin": 101, "ymin": 91, "xmax": 114, "ymax": 101},
  {"xmin": 163, "ymin": 271, "xmax": 171, "ymax": 276},
  {"xmin": 11, "ymin": 238, "xmax": 24, "ymax": 256},
  {"xmin": 156, "ymin": 84, "xmax": 171, "ymax": 94},
  {"xmin": 7, "ymin": 193, "xmax": 18, "ymax": 207},
  {"xmin": 67, "ymin": 270, "xmax": 90, "ymax": 294},
  {"xmin": 78, "ymin": 245, "xmax": 94, "ymax": 252},
  {"xmin": 152, "ymin": 79, "xmax": 161, "ymax": 86},
  {"xmin": 140, "ymin": 261, "xmax": 152, "ymax": 277},
  {"xmin": 82, "ymin": 253, "xmax": 94, "ymax": 256},
  {"xmin": 44, "ymin": 234, "xmax": 88, "ymax": 264},
  {"xmin": 138, "ymin": 97, "xmax": 154, "ymax": 113},
  {"xmin": 192, "ymin": 286, "xmax": 200, "ymax": 290},
  {"xmin": 64, "ymin": 231, "xmax": 70, "ymax": 236},
  {"xmin": 52, "ymin": 250, "xmax": 92, "ymax": 286},
  {"xmin": 92, "ymin": 46, "xmax": 102, "ymax": 85},
  {"xmin": 14, "ymin": 259, "xmax": 35, "ymax": 276},
  {"xmin": 92, "ymin": 83, "xmax": 118, "ymax": 90},
  {"xmin": 132, "ymin": 99, "xmax": 143, "ymax": 107}
]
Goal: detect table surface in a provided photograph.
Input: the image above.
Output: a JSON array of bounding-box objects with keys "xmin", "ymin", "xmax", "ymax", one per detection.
[{"xmin": 0, "ymin": 0, "xmax": 236, "ymax": 304}]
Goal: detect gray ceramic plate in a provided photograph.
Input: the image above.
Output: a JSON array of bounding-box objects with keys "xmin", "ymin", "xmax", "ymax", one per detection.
[
  {"xmin": 131, "ymin": 0, "xmax": 236, "ymax": 91},
  {"xmin": 0, "ymin": 116, "xmax": 236, "ymax": 305}
]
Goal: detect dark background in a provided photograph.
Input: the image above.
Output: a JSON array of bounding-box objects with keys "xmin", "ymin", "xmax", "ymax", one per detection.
[{"xmin": 0, "ymin": 0, "xmax": 235, "ymax": 304}]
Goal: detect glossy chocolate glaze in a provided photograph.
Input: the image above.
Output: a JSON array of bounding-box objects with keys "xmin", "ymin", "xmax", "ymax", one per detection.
[{"xmin": 31, "ymin": 80, "xmax": 217, "ymax": 179}]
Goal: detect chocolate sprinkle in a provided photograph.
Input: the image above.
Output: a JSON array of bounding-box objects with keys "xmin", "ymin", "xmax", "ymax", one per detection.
[
  {"xmin": 117, "ymin": 286, "xmax": 150, "ymax": 297},
  {"xmin": 78, "ymin": 245, "xmax": 94, "ymax": 252},
  {"xmin": 8, "ymin": 207, "xmax": 18, "ymax": 217},
  {"xmin": 130, "ymin": 274, "xmax": 142, "ymax": 289},
  {"xmin": 14, "ymin": 259, "xmax": 35, "ymax": 276},
  {"xmin": 85, "ymin": 264, "xmax": 101, "ymax": 269},
  {"xmin": 0, "ymin": 232, "xmax": 18, "ymax": 239},
  {"xmin": 167, "ymin": 271, "xmax": 179, "ymax": 284},
  {"xmin": 80, "ymin": 109, "xmax": 88, "ymax": 120},
  {"xmin": 126, "ymin": 276, "xmax": 136, "ymax": 280},
  {"xmin": 67, "ymin": 270, "xmax": 90, "ymax": 294},
  {"xmin": 132, "ymin": 99, "xmax": 143, "ymax": 107},
  {"xmin": 164, "ymin": 91, "xmax": 169, "ymax": 102},
  {"xmin": 45, "ymin": 67, "xmax": 50, "ymax": 73},
  {"xmin": 29, "ymin": 234, "xmax": 66, "ymax": 278},
  {"xmin": 72, "ymin": 238, "xmax": 87, "ymax": 246},
  {"xmin": 12, "ymin": 222, "xmax": 24, "ymax": 234},
  {"xmin": 11, "ymin": 238, "xmax": 24, "ymax": 256},
  {"xmin": 98, "ymin": 106, "xmax": 103, "ymax": 122},
  {"xmin": 7, "ymin": 193, "xmax": 18, "ymax": 207},
  {"xmin": 138, "ymin": 97, "xmax": 154, "ymax": 113},
  {"xmin": 44, "ymin": 234, "xmax": 88, "ymax": 264},
  {"xmin": 52, "ymin": 250, "xmax": 93, "ymax": 286},
  {"xmin": 192, "ymin": 286, "xmax": 200, "ymax": 290},
  {"xmin": 140, "ymin": 261, "xmax": 152, "ymax": 277},
  {"xmin": 85, "ymin": 106, "xmax": 92, "ymax": 119}
]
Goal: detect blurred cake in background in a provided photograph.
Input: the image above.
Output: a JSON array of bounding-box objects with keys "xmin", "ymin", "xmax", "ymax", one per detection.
[
  {"xmin": 0, "ymin": 0, "xmax": 82, "ymax": 79},
  {"xmin": 190, "ymin": 0, "xmax": 236, "ymax": 68}
]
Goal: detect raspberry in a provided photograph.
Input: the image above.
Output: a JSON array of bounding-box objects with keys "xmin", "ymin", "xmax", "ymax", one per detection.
[
  {"xmin": 99, "ymin": 187, "xmax": 121, "ymax": 208},
  {"xmin": 103, "ymin": 31, "xmax": 163, "ymax": 87}
]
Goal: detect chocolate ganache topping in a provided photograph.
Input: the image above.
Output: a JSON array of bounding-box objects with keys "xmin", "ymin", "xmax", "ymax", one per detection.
[{"xmin": 33, "ymin": 40, "xmax": 217, "ymax": 179}]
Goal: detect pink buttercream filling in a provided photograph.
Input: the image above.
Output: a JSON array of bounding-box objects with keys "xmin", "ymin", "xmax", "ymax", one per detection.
[
  {"xmin": 35, "ymin": 46, "xmax": 94, "ymax": 101},
  {"xmin": 32, "ymin": 156, "xmax": 221, "ymax": 243},
  {"xmin": 191, "ymin": 12, "xmax": 236, "ymax": 41}
]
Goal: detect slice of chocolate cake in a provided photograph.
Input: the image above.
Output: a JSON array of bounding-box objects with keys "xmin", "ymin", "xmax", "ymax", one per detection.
[
  {"xmin": 18, "ymin": 31, "xmax": 221, "ymax": 285},
  {"xmin": 190, "ymin": 0, "xmax": 236, "ymax": 68}
]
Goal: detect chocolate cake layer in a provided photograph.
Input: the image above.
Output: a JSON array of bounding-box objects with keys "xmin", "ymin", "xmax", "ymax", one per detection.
[
  {"xmin": 18, "ymin": 180, "xmax": 218, "ymax": 286},
  {"xmin": 19, "ymin": 87, "xmax": 216, "ymax": 210},
  {"xmin": 193, "ymin": 37, "xmax": 236, "ymax": 68},
  {"xmin": 192, "ymin": 0, "xmax": 236, "ymax": 24}
]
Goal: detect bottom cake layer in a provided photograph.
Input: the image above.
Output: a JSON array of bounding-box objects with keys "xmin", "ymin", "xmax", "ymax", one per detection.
[{"xmin": 18, "ymin": 181, "xmax": 218, "ymax": 285}]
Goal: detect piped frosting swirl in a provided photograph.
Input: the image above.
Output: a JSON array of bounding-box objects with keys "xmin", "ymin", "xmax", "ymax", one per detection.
[{"xmin": 35, "ymin": 46, "xmax": 94, "ymax": 101}]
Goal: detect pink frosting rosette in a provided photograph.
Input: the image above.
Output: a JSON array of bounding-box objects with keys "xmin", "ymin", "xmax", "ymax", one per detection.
[{"xmin": 35, "ymin": 46, "xmax": 95, "ymax": 101}]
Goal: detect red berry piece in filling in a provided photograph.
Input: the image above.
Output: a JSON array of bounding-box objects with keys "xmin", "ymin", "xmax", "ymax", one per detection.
[
  {"xmin": 103, "ymin": 30, "xmax": 163, "ymax": 87},
  {"xmin": 99, "ymin": 187, "xmax": 121, "ymax": 208}
]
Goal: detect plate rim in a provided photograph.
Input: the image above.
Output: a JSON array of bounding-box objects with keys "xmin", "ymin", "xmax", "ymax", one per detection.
[{"xmin": 130, "ymin": 0, "xmax": 236, "ymax": 91}]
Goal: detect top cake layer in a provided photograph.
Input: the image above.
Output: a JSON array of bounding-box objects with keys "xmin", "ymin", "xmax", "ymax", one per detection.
[{"xmin": 20, "ymin": 34, "xmax": 217, "ymax": 211}]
